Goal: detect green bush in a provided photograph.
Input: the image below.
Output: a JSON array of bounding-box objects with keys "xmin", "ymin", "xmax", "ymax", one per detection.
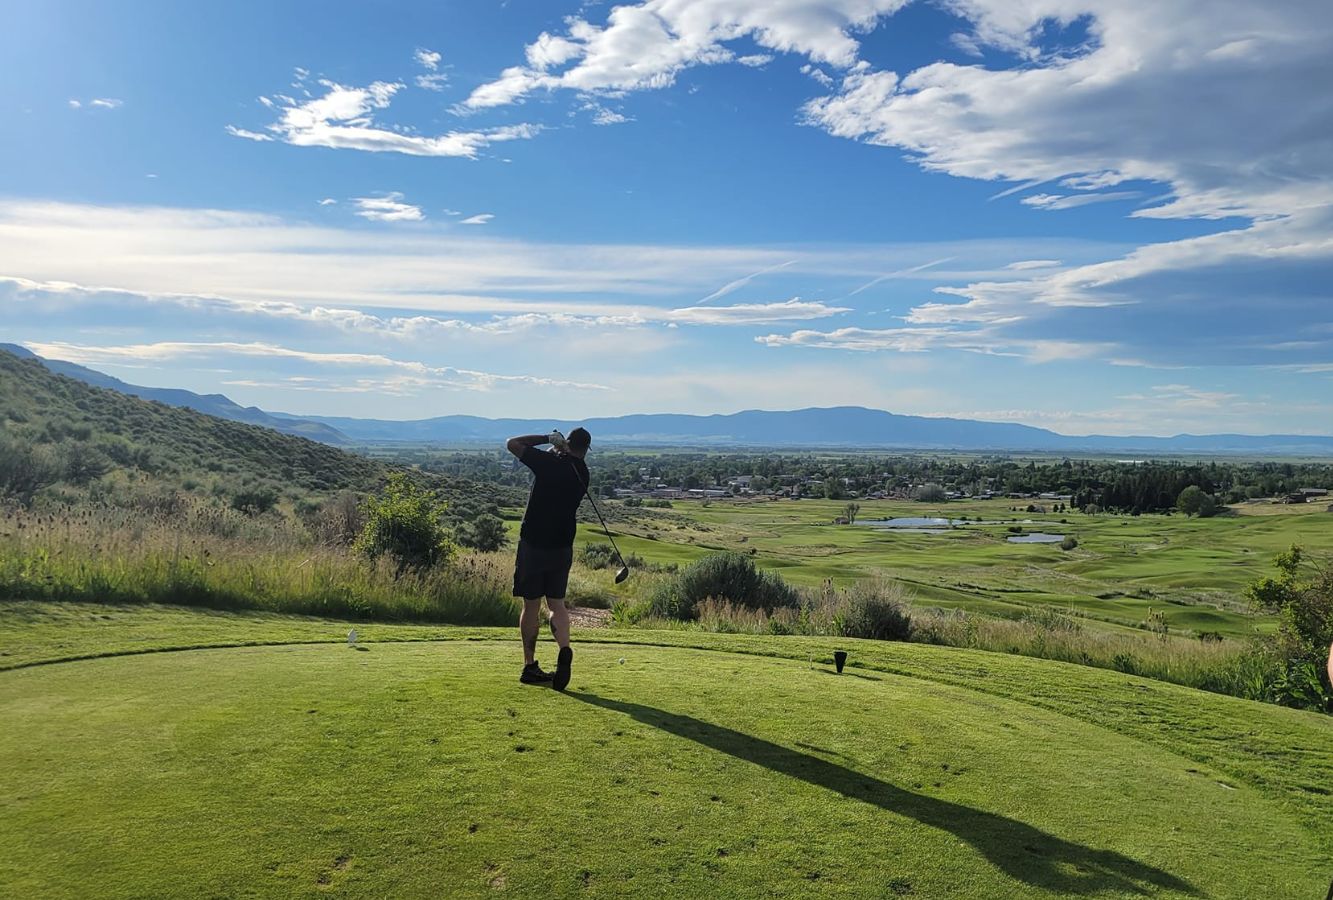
[
  {"xmin": 579, "ymin": 542, "xmax": 619, "ymax": 570},
  {"xmin": 838, "ymin": 580, "xmax": 912, "ymax": 641},
  {"xmin": 455, "ymin": 514, "xmax": 509, "ymax": 552},
  {"xmin": 1246, "ymin": 545, "xmax": 1333, "ymax": 710},
  {"xmin": 650, "ymin": 552, "xmax": 799, "ymax": 619},
  {"xmin": 354, "ymin": 473, "xmax": 454, "ymax": 575},
  {"xmin": 231, "ymin": 488, "xmax": 279, "ymax": 515},
  {"xmin": 1060, "ymin": 535, "xmax": 1079, "ymax": 551}
]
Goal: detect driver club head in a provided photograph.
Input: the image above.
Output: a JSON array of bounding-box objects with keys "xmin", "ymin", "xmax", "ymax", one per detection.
[{"xmin": 615, "ymin": 565, "xmax": 630, "ymax": 584}]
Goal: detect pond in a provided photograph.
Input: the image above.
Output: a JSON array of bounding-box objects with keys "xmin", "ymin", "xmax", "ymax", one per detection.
[
  {"xmin": 861, "ymin": 517, "xmax": 952, "ymax": 528},
  {"xmin": 1007, "ymin": 533, "xmax": 1066, "ymax": 543}
]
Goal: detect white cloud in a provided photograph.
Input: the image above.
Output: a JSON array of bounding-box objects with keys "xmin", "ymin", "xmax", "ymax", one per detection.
[
  {"xmin": 803, "ymin": 1, "xmax": 1333, "ymax": 221},
  {"xmin": 1020, "ymin": 192, "xmax": 1140, "ymax": 211},
  {"xmin": 414, "ymin": 48, "xmax": 442, "ymax": 70},
  {"xmin": 525, "ymin": 32, "xmax": 583, "ymax": 70},
  {"xmin": 240, "ymin": 79, "xmax": 541, "ymax": 157},
  {"xmin": 698, "ymin": 259, "xmax": 795, "ymax": 304},
  {"xmin": 24, "ymin": 341, "xmax": 610, "ymax": 394},
  {"xmin": 69, "ymin": 97, "xmax": 123, "ymax": 110},
  {"xmin": 458, "ymin": 214, "xmax": 494, "ymax": 225},
  {"xmin": 756, "ymin": 325, "xmax": 1115, "ymax": 362},
  {"xmin": 352, "ymin": 193, "xmax": 424, "ymax": 222},
  {"xmin": 670, "ymin": 298, "xmax": 848, "ymax": 324},
  {"xmin": 225, "ymin": 125, "xmax": 273, "ymax": 142},
  {"xmin": 415, "ymin": 74, "xmax": 450, "ymax": 91},
  {"xmin": 464, "ymin": 0, "xmax": 910, "ymax": 109},
  {"xmin": 583, "ymin": 101, "xmax": 631, "ymax": 125},
  {"xmin": 799, "ymin": 64, "xmax": 835, "ymax": 88},
  {"xmin": 1005, "ymin": 259, "xmax": 1061, "ymax": 271},
  {"xmin": 318, "ymin": 198, "xmax": 337, "ymax": 206},
  {"xmin": 736, "ymin": 54, "xmax": 773, "ymax": 67}
]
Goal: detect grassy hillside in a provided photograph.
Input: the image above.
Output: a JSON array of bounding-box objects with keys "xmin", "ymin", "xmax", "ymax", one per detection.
[
  {"xmin": 2, "ymin": 601, "xmax": 1329, "ymax": 898},
  {"xmin": 0, "ymin": 347, "xmax": 383, "ymax": 500}
]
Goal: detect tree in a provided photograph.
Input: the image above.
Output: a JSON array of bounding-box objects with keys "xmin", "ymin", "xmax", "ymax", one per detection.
[
  {"xmin": 843, "ymin": 502, "xmax": 860, "ymax": 525},
  {"xmin": 1247, "ymin": 545, "xmax": 1333, "ymax": 710},
  {"xmin": 355, "ymin": 473, "xmax": 454, "ymax": 575},
  {"xmin": 1178, "ymin": 485, "xmax": 1219, "ymax": 517},
  {"xmin": 914, "ymin": 483, "xmax": 946, "ymax": 503}
]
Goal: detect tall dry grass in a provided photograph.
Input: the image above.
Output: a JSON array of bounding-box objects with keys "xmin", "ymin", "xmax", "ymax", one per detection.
[{"xmin": 0, "ymin": 502, "xmax": 520, "ymax": 625}]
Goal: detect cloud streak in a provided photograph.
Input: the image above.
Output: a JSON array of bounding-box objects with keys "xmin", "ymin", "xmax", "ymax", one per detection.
[{"xmin": 231, "ymin": 79, "xmax": 541, "ymax": 158}]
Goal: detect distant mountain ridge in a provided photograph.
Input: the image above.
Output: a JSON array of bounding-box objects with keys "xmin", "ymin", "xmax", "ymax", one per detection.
[
  {"xmin": 0, "ymin": 344, "xmax": 348, "ymax": 444},
  {"xmin": 274, "ymin": 408, "xmax": 1333, "ymax": 456},
  {"xmin": 6, "ymin": 344, "xmax": 1331, "ymax": 455}
]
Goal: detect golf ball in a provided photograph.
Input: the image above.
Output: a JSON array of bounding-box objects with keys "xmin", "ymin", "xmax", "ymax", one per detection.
[{"xmin": 618, "ymin": 657, "xmax": 626, "ymax": 665}]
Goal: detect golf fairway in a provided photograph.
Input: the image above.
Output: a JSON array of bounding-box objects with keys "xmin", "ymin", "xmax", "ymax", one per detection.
[{"xmin": 2, "ymin": 639, "xmax": 1327, "ymax": 898}]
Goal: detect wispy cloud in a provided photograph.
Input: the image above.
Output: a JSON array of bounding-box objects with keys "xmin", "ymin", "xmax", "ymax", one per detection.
[
  {"xmin": 1020, "ymin": 192, "xmax": 1141, "ymax": 211},
  {"xmin": 458, "ymin": 213, "xmax": 493, "ymax": 225},
  {"xmin": 697, "ymin": 259, "xmax": 796, "ymax": 305},
  {"xmin": 225, "ymin": 125, "xmax": 273, "ymax": 142},
  {"xmin": 69, "ymin": 97, "xmax": 123, "ymax": 110},
  {"xmin": 232, "ymin": 79, "xmax": 541, "ymax": 158},
  {"xmin": 23, "ymin": 340, "xmax": 611, "ymax": 393},
  {"xmin": 352, "ymin": 193, "xmax": 424, "ymax": 222},
  {"xmin": 414, "ymin": 48, "xmax": 441, "ymax": 70},
  {"xmin": 845, "ymin": 257, "xmax": 953, "ymax": 297}
]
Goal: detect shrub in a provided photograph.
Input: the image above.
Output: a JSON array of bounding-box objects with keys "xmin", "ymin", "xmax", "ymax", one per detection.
[
  {"xmin": 839, "ymin": 580, "xmax": 913, "ymax": 640},
  {"xmin": 650, "ymin": 552, "xmax": 799, "ymax": 619},
  {"xmin": 455, "ymin": 514, "xmax": 509, "ymax": 552},
  {"xmin": 354, "ymin": 473, "xmax": 454, "ymax": 575},
  {"xmin": 231, "ymin": 488, "xmax": 279, "ymax": 515},
  {"xmin": 1246, "ymin": 545, "xmax": 1333, "ymax": 710},
  {"xmin": 1060, "ymin": 536, "xmax": 1079, "ymax": 551},
  {"xmin": 579, "ymin": 542, "xmax": 619, "ymax": 570},
  {"xmin": 0, "ymin": 435, "xmax": 60, "ymax": 504}
]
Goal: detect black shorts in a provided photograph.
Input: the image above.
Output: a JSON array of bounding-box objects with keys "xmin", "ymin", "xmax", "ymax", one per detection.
[{"xmin": 512, "ymin": 538, "xmax": 574, "ymax": 600}]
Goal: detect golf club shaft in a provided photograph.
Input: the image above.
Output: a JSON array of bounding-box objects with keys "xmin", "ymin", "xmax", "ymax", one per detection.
[{"xmin": 566, "ymin": 457, "xmax": 626, "ymax": 566}]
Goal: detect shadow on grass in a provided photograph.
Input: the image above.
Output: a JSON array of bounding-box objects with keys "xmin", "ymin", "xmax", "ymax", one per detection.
[{"xmin": 568, "ymin": 692, "xmax": 1197, "ymax": 897}]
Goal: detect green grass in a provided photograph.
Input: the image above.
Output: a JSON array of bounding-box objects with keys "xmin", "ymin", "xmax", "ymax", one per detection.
[{"xmin": 2, "ymin": 601, "xmax": 1330, "ymax": 898}]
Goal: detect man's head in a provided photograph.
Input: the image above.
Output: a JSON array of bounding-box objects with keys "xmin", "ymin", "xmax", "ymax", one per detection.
[{"xmin": 567, "ymin": 427, "xmax": 591, "ymax": 458}]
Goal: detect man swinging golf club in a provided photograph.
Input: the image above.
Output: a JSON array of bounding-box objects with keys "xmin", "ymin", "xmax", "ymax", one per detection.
[{"xmin": 506, "ymin": 426, "xmax": 594, "ymax": 690}]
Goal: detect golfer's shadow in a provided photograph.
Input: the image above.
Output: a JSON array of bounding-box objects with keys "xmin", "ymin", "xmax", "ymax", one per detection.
[{"xmin": 568, "ymin": 692, "xmax": 1197, "ymax": 897}]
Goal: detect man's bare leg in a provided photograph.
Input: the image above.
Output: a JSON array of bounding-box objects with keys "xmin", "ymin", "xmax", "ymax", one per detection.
[
  {"xmin": 549, "ymin": 599, "xmax": 573, "ymax": 690},
  {"xmin": 547, "ymin": 599, "xmax": 571, "ymax": 649},
  {"xmin": 520, "ymin": 597, "xmax": 543, "ymax": 665}
]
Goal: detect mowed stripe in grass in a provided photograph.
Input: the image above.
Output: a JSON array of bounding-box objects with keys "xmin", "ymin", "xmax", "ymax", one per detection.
[{"xmin": 1, "ymin": 641, "xmax": 1327, "ymax": 899}]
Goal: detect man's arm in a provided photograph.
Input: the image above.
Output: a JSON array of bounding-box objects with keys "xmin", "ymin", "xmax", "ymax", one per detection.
[{"xmin": 506, "ymin": 434, "xmax": 551, "ymax": 459}]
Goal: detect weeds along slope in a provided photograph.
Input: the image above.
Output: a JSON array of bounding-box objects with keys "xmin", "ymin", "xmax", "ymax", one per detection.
[
  {"xmin": 621, "ymin": 570, "xmax": 1297, "ymax": 706},
  {"xmin": 0, "ymin": 503, "xmax": 519, "ymax": 625}
]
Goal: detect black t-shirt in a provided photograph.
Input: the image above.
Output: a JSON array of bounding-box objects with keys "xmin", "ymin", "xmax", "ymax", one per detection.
[{"xmin": 518, "ymin": 446, "xmax": 589, "ymax": 549}]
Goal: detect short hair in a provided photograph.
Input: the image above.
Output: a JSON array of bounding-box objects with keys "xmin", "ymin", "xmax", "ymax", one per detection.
[{"xmin": 568, "ymin": 427, "xmax": 591, "ymax": 450}]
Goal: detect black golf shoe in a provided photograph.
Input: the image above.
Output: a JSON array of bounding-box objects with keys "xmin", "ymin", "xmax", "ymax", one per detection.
[
  {"xmin": 520, "ymin": 662, "xmax": 553, "ymax": 685},
  {"xmin": 552, "ymin": 646, "xmax": 573, "ymax": 692}
]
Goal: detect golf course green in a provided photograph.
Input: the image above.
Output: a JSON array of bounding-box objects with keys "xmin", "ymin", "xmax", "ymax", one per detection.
[{"xmin": 3, "ymin": 602, "xmax": 1329, "ymax": 898}]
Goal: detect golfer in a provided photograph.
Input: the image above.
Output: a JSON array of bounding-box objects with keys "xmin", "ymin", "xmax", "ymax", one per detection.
[{"xmin": 506, "ymin": 427, "xmax": 591, "ymax": 690}]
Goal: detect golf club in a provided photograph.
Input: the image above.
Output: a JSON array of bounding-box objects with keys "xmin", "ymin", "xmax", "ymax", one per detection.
[
  {"xmin": 576, "ymin": 467, "xmax": 630, "ymax": 583},
  {"xmin": 554, "ymin": 431, "xmax": 629, "ymax": 583}
]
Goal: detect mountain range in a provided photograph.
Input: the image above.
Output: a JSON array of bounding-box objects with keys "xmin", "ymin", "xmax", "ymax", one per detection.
[{"xmin": 6, "ymin": 344, "xmax": 1332, "ymax": 456}]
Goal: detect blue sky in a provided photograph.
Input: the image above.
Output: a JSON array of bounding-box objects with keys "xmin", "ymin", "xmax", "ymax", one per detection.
[{"xmin": 2, "ymin": 0, "xmax": 1330, "ymax": 434}]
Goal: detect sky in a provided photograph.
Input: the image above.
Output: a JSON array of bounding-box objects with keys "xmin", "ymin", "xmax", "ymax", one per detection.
[{"xmin": 2, "ymin": 0, "xmax": 1331, "ymax": 435}]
